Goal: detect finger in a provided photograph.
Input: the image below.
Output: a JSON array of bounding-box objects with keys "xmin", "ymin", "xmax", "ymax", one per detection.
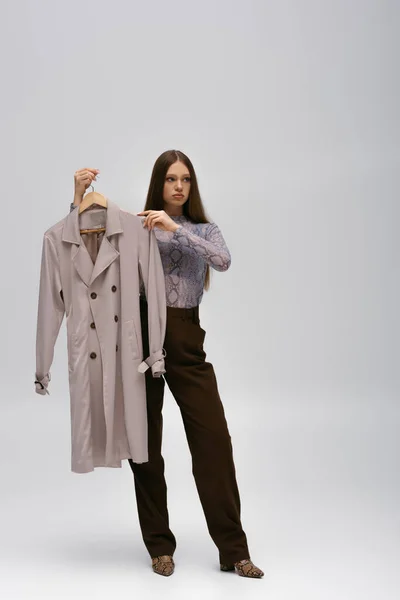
[
  {"xmin": 143, "ymin": 212, "xmax": 157, "ymax": 228},
  {"xmin": 149, "ymin": 214, "xmax": 162, "ymax": 229},
  {"xmin": 149, "ymin": 216, "xmax": 162, "ymax": 230},
  {"xmin": 76, "ymin": 168, "xmax": 100, "ymax": 175},
  {"xmin": 144, "ymin": 214, "xmax": 154, "ymax": 229},
  {"xmin": 79, "ymin": 176, "xmax": 94, "ymax": 188},
  {"xmin": 87, "ymin": 171, "xmax": 98, "ymax": 181},
  {"xmin": 77, "ymin": 171, "xmax": 97, "ymax": 182},
  {"xmin": 77, "ymin": 174, "xmax": 91, "ymax": 183},
  {"xmin": 75, "ymin": 169, "xmax": 100, "ymax": 181},
  {"xmin": 85, "ymin": 172, "xmax": 99, "ymax": 184}
]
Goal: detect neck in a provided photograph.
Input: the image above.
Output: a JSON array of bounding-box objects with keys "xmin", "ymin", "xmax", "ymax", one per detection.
[
  {"xmin": 164, "ymin": 209, "xmax": 184, "ymax": 217},
  {"xmin": 163, "ymin": 201, "xmax": 186, "ymax": 217}
]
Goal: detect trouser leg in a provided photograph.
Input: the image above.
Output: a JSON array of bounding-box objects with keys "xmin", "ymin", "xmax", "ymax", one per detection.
[
  {"xmin": 163, "ymin": 307, "xmax": 251, "ymax": 566},
  {"xmin": 127, "ymin": 301, "xmax": 176, "ymax": 558}
]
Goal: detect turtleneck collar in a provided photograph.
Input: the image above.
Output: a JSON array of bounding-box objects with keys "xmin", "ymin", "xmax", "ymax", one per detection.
[{"xmin": 169, "ymin": 214, "xmax": 187, "ymax": 220}]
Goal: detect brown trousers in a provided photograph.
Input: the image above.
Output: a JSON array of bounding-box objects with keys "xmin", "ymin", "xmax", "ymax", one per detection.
[{"xmin": 128, "ymin": 297, "xmax": 250, "ymax": 565}]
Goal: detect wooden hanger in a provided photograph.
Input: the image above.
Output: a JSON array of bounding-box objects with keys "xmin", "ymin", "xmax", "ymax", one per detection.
[{"xmin": 79, "ymin": 185, "xmax": 107, "ymax": 235}]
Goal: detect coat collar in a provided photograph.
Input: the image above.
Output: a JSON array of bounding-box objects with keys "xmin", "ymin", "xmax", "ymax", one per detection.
[
  {"xmin": 62, "ymin": 199, "xmax": 123, "ymax": 287},
  {"xmin": 62, "ymin": 198, "xmax": 123, "ymax": 244}
]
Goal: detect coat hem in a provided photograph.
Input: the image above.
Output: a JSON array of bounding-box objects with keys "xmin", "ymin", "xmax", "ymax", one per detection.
[{"xmin": 71, "ymin": 454, "xmax": 149, "ymax": 474}]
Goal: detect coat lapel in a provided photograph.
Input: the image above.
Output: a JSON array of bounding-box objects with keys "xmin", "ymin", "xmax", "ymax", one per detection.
[
  {"xmin": 62, "ymin": 199, "xmax": 123, "ymax": 286},
  {"xmin": 90, "ymin": 236, "xmax": 120, "ymax": 284},
  {"xmin": 71, "ymin": 243, "xmax": 94, "ymax": 287}
]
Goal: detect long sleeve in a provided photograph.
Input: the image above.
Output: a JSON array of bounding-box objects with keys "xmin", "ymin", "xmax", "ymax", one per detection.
[
  {"xmin": 35, "ymin": 234, "xmax": 65, "ymax": 395},
  {"xmin": 137, "ymin": 224, "xmax": 167, "ymax": 378},
  {"xmin": 170, "ymin": 222, "xmax": 231, "ymax": 271}
]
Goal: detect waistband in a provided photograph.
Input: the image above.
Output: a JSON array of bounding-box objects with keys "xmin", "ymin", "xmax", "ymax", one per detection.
[{"xmin": 140, "ymin": 295, "xmax": 199, "ymax": 322}]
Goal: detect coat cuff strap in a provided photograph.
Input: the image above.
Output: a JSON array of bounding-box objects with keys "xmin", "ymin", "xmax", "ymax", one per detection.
[
  {"xmin": 138, "ymin": 348, "xmax": 167, "ymax": 374},
  {"xmin": 35, "ymin": 374, "xmax": 50, "ymax": 395}
]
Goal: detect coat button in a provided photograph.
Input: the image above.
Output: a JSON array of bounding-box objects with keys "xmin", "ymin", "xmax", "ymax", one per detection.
[
  {"xmin": 91, "ymin": 292, "xmax": 97, "ymax": 299},
  {"xmin": 90, "ymin": 322, "xmax": 95, "ymax": 329},
  {"xmin": 116, "ymin": 344, "xmax": 118, "ymax": 352},
  {"xmin": 114, "ymin": 315, "xmax": 118, "ymax": 322},
  {"xmin": 90, "ymin": 352, "xmax": 97, "ymax": 359},
  {"xmin": 112, "ymin": 285, "xmax": 117, "ymax": 292}
]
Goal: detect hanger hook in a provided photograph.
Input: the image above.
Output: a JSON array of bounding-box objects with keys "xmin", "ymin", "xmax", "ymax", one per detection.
[{"xmin": 89, "ymin": 184, "xmax": 94, "ymax": 192}]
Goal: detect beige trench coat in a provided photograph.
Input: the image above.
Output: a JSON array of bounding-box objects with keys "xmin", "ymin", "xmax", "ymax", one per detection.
[{"xmin": 34, "ymin": 200, "xmax": 167, "ymax": 474}]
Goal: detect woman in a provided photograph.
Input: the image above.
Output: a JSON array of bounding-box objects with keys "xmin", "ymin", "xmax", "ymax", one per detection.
[{"xmin": 71, "ymin": 150, "xmax": 264, "ymax": 579}]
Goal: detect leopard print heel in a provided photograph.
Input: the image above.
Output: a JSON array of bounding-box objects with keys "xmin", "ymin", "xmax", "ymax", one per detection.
[
  {"xmin": 151, "ymin": 554, "xmax": 175, "ymax": 576},
  {"xmin": 220, "ymin": 558, "xmax": 264, "ymax": 578}
]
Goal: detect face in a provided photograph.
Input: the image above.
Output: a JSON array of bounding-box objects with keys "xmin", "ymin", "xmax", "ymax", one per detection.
[{"xmin": 163, "ymin": 161, "xmax": 191, "ymax": 214}]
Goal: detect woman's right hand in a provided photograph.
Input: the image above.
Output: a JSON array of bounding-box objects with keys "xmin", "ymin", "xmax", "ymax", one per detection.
[{"xmin": 73, "ymin": 168, "xmax": 100, "ymax": 203}]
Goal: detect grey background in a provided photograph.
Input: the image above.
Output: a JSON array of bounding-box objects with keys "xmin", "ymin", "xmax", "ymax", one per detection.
[{"xmin": 1, "ymin": 0, "xmax": 399, "ymax": 598}]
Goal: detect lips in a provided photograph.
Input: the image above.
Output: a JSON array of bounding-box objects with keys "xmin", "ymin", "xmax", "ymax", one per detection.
[{"xmin": 173, "ymin": 194, "xmax": 184, "ymax": 198}]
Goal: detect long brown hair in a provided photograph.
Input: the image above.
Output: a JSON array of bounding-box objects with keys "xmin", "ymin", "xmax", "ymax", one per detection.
[{"xmin": 143, "ymin": 149, "xmax": 212, "ymax": 291}]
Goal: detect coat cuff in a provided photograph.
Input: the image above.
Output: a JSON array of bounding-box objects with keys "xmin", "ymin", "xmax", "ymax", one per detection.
[
  {"xmin": 35, "ymin": 373, "xmax": 50, "ymax": 395},
  {"xmin": 138, "ymin": 348, "xmax": 167, "ymax": 378}
]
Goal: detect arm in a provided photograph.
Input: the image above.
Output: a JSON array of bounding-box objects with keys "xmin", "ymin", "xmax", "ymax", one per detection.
[
  {"xmin": 35, "ymin": 235, "xmax": 65, "ymax": 395},
  {"xmin": 137, "ymin": 225, "xmax": 167, "ymax": 378},
  {"xmin": 170, "ymin": 222, "xmax": 231, "ymax": 271}
]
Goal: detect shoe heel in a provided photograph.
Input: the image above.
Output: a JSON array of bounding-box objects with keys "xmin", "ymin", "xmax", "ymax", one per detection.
[{"xmin": 220, "ymin": 563, "xmax": 235, "ymax": 571}]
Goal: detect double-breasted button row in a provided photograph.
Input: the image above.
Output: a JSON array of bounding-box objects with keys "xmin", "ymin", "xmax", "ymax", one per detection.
[
  {"xmin": 89, "ymin": 316, "xmax": 117, "ymax": 330},
  {"xmin": 89, "ymin": 286, "xmax": 119, "ymax": 358},
  {"xmin": 91, "ymin": 285, "xmax": 117, "ymax": 298}
]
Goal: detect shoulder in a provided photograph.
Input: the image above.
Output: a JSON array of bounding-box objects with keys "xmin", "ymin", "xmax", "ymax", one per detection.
[
  {"xmin": 119, "ymin": 210, "xmax": 153, "ymax": 245},
  {"xmin": 119, "ymin": 209, "xmax": 146, "ymax": 228},
  {"xmin": 43, "ymin": 217, "xmax": 67, "ymax": 240},
  {"xmin": 203, "ymin": 220, "xmax": 223, "ymax": 237},
  {"xmin": 187, "ymin": 218, "xmax": 217, "ymax": 231},
  {"xmin": 180, "ymin": 218, "xmax": 222, "ymax": 238}
]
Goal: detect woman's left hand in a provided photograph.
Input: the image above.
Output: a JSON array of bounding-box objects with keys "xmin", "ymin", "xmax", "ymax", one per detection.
[{"xmin": 137, "ymin": 210, "xmax": 179, "ymax": 232}]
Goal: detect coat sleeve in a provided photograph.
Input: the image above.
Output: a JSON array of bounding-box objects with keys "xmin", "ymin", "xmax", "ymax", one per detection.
[
  {"xmin": 137, "ymin": 223, "xmax": 167, "ymax": 378},
  {"xmin": 34, "ymin": 234, "xmax": 65, "ymax": 395}
]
